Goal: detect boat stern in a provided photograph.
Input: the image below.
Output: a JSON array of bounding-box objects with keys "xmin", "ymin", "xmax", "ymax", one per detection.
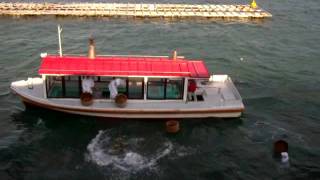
[{"xmin": 202, "ymin": 74, "xmax": 245, "ymax": 117}]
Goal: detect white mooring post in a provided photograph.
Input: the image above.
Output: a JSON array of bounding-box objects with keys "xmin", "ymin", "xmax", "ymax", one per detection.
[{"xmin": 57, "ymin": 24, "xmax": 63, "ymax": 57}]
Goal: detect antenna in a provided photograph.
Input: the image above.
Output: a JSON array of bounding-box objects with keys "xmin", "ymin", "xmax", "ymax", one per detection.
[{"xmin": 57, "ymin": 24, "xmax": 63, "ymax": 57}]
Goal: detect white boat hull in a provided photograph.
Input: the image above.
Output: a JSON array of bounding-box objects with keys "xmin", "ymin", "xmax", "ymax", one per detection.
[
  {"xmin": 11, "ymin": 76, "xmax": 244, "ymax": 119},
  {"xmin": 17, "ymin": 94, "xmax": 243, "ymax": 118}
]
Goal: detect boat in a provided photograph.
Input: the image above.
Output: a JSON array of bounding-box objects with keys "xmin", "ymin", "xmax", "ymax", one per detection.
[{"xmin": 10, "ymin": 27, "xmax": 244, "ymax": 119}]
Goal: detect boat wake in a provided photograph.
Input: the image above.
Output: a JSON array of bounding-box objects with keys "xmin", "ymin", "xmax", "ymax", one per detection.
[{"xmin": 85, "ymin": 130, "xmax": 175, "ymax": 172}]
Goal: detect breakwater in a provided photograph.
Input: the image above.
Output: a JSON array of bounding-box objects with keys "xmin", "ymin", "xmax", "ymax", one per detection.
[{"xmin": 0, "ymin": 2, "xmax": 272, "ymax": 18}]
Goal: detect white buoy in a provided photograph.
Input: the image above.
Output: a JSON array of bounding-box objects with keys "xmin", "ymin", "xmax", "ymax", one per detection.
[{"xmin": 281, "ymin": 152, "xmax": 289, "ymax": 163}]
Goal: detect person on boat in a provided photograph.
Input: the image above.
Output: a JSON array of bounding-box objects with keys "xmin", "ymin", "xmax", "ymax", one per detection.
[
  {"xmin": 187, "ymin": 79, "xmax": 197, "ymax": 101},
  {"xmin": 108, "ymin": 78, "xmax": 124, "ymax": 99},
  {"xmin": 82, "ymin": 76, "xmax": 95, "ymax": 94}
]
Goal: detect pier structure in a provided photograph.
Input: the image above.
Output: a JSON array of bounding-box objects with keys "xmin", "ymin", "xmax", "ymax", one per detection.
[{"xmin": 0, "ymin": 2, "xmax": 272, "ymax": 18}]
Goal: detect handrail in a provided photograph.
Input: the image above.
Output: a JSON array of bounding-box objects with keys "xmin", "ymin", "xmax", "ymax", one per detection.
[{"xmin": 45, "ymin": 53, "xmax": 185, "ymax": 59}]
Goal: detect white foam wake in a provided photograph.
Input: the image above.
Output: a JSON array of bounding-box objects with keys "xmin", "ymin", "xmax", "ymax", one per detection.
[{"xmin": 85, "ymin": 130, "xmax": 173, "ymax": 172}]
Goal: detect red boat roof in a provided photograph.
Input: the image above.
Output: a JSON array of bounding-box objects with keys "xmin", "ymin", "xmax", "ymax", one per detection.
[{"xmin": 38, "ymin": 55, "xmax": 210, "ymax": 78}]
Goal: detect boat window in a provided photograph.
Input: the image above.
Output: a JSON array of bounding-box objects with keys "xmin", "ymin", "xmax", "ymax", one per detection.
[
  {"xmin": 128, "ymin": 78, "xmax": 144, "ymax": 99},
  {"xmin": 117, "ymin": 78, "xmax": 127, "ymax": 95},
  {"xmin": 46, "ymin": 76, "xmax": 64, "ymax": 98},
  {"xmin": 166, "ymin": 79, "xmax": 184, "ymax": 99},
  {"xmin": 94, "ymin": 77, "xmax": 127, "ymax": 99},
  {"xmin": 46, "ymin": 76, "xmax": 131, "ymax": 99},
  {"xmin": 94, "ymin": 77, "xmax": 113, "ymax": 98},
  {"xmin": 99, "ymin": 76, "xmax": 113, "ymax": 82},
  {"xmin": 64, "ymin": 76, "xmax": 81, "ymax": 98},
  {"xmin": 147, "ymin": 78, "xmax": 165, "ymax": 99}
]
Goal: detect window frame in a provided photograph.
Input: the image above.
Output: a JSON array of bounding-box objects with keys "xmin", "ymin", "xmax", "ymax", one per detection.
[
  {"xmin": 64, "ymin": 76, "xmax": 81, "ymax": 98},
  {"xmin": 147, "ymin": 78, "xmax": 166, "ymax": 100},
  {"xmin": 46, "ymin": 76, "xmax": 64, "ymax": 98},
  {"xmin": 146, "ymin": 78, "xmax": 184, "ymax": 100},
  {"xmin": 46, "ymin": 76, "xmax": 82, "ymax": 98},
  {"xmin": 127, "ymin": 77, "xmax": 144, "ymax": 99},
  {"xmin": 165, "ymin": 78, "xmax": 184, "ymax": 100}
]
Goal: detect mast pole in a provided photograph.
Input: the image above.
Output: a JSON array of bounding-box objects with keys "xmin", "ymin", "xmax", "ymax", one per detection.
[{"xmin": 58, "ymin": 24, "xmax": 63, "ymax": 57}]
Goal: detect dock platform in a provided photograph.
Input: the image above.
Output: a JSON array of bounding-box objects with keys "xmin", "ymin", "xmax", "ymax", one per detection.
[{"xmin": 0, "ymin": 2, "xmax": 272, "ymax": 18}]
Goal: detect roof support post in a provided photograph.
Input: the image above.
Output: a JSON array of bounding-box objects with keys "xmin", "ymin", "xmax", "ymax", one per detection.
[
  {"xmin": 42, "ymin": 75, "xmax": 47, "ymax": 99},
  {"xmin": 144, "ymin": 77, "xmax": 148, "ymax": 101},
  {"xmin": 183, "ymin": 77, "xmax": 188, "ymax": 102},
  {"xmin": 61, "ymin": 76, "xmax": 66, "ymax": 97}
]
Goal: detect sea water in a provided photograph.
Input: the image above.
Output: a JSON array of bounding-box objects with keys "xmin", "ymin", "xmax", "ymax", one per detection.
[{"xmin": 0, "ymin": 0, "xmax": 319, "ymax": 179}]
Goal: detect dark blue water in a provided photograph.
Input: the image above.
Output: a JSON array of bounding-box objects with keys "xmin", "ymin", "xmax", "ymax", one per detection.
[{"xmin": 0, "ymin": 0, "xmax": 320, "ymax": 179}]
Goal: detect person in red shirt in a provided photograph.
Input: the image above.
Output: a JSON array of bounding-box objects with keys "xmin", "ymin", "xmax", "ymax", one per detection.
[{"xmin": 187, "ymin": 79, "xmax": 197, "ymax": 101}]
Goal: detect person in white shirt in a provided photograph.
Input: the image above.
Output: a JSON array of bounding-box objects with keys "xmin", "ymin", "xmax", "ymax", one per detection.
[
  {"xmin": 82, "ymin": 76, "xmax": 95, "ymax": 94},
  {"xmin": 108, "ymin": 78, "xmax": 124, "ymax": 99}
]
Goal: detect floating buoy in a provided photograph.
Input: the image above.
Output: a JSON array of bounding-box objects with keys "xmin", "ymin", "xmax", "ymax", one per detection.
[
  {"xmin": 274, "ymin": 140, "xmax": 288, "ymax": 156},
  {"xmin": 166, "ymin": 120, "xmax": 180, "ymax": 133},
  {"xmin": 250, "ymin": 0, "xmax": 257, "ymax": 9},
  {"xmin": 274, "ymin": 140, "xmax": 290, "ymax": 166}
]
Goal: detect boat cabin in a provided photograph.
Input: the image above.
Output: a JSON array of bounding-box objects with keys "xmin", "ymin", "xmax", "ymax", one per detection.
[
  {"xmin": 10, "ymin": 33, "xmax": 244, "ymax": 118},
  {"xmin": 39, "ymin": 55, "xmax": 210, "ymax": 102}
]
